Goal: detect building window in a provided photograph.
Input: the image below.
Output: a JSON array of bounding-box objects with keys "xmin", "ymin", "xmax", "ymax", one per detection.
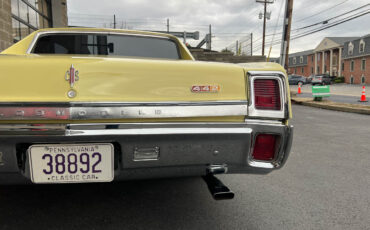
[
  {"xmin": 10, "ymin": 0, "xmax": 51, "ymax": 42},
  {"xmin": 348, "ymin": 42, "xmax": 354, "ymax": 55},
  {"xmin": 324, "ymin": 65, "xmax": 327, "ymax": 73},
  {"xmin": 350, "ymin": 60, "xmax": 355, "ymax": 72},
  {"xmin": 359, "ymin": 39, "xmax": 365, "ymax": 53},
  {"xmin": 294, "ymin": 68, "xmax": 297, "ymax": 74},
  {"xmin": 317, "ymin": 66, "xmax": 320, "ymax": 73},
  {"xmin": 318, "ymin": 53, "xmax": 320, "ymax": 61},
  {"xmin": 361, "ymin": 59, "xmax": 366, "ymax": 71},
  {"xmin": 361, "ymin": 75, "xmax": 366, "ymax": 84},
  {"xmin": 311, "ymin": 67, "xmax": 314, "ymax": 74},
  {"xmin": 350, "ymin": 75, "xmax": 354, "ymax": 84},
  {"xmin": 333, "ymin": 55, "xmax": 337, "ymax": 66},
  {"xmin": 342, "ymin": 62, "xmax": 344, "ymax": 72},
  {"xmin": 300, "ymin": 56, "xmax": 303, "ymax": 63},
  {"xmin": 293, "ymin": 57, "xmax": 296, "ymax": 64},
  {"xmin": 311, "ymin": 55, "xmax": 314, "ymax": 62},
  {"xmin": 301, "ymin": 67, "xmax": 304, "ymax": 74},
  {"xmin": 324, "ymin": 53, "xmax": 327, "ymax": 60}
]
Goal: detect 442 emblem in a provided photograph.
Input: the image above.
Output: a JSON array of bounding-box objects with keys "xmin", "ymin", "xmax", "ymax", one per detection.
[{"xmin": 191, "ymin": 85, "xmax": 220, "ymax": 93}]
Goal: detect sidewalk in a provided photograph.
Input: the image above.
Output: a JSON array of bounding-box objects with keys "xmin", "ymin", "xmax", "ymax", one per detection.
[{"xmin": 291, "ymin": 96, "xmax": 370, "ymax": 115}]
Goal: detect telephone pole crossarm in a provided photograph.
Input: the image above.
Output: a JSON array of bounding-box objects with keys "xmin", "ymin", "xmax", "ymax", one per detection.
[{"xmin": 256, "ymin": 0, "xmax": 274, "ymax": 56}]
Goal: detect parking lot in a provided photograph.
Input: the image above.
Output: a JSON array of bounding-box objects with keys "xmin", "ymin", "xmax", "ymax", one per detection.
[{"xmin": 0, "ymin": 105, "xmax": 369, "ymax": 230}]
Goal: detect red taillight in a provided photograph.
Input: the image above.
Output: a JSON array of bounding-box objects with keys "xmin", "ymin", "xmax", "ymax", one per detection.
[
  {"xmin": 254, "ymin": 79, "xmax": 281, "ymax": 110},
  {"xmin": 252, "ymin": 134, "xmax": 278, "ymax": 161}
]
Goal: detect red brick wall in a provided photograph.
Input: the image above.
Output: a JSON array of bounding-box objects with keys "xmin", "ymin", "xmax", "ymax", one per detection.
[
  {"xmin": 342, "ymin": 56, "xmax": 370, "ymax": 84},
  {"xmin": 288, "ymin": 65, "xmax": 309, "ymax": 76}
]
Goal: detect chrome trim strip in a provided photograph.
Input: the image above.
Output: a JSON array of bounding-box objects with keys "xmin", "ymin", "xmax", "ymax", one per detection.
[
  {"xmin": 247, "ymin": 71, "xmax": 288, "ymax": 119},
  {"xmin": 0, "ymin": 101, "xmax": 248, "ymax": 120},
  {"xmin": 0, "ymin": 100, "xmax": 247, "ymax": 106},
  {"xmin": 67, "ymin": 122, "xmax": 253, "ymax": 136},
  {"xmin": 27, "ymin": 31, "xmax": 176, "ymax": 54},
  {"xmin": 69, "ymin": 104, "xmax": 247, "ymax": 120},
  {"xmin": 67, "ymin": 127, "xmax": 253, "ymax": 136},
  {"xmin": 245, "ymin": 119, "xmax": 283, "ymax": 126},
  {"xmin": 0, "ymin": 124, "xmax": 66, "ymax": 135}
]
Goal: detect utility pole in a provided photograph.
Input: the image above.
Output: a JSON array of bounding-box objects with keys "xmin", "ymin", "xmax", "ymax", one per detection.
[
  {"xmin": 167, "ymin": 18, "xmax": 170, "ymax": 33},
  {"xmin": 209, "ymin": 24, "xmax": 212, "ymax": 50},
  {"xmin": 113, "ymin": 14, "xmax": 116, "ymax": 29},
  {"xmin": 250, "ymin": 33, "xmax": 253, "ymax": 56},
  {"xmin": 256, "ymin": 0, "xmax": 274, "ymax": 56},
  {"xmin": 279, "ymin": 0, "xmax": 294, "ymax": 71}
]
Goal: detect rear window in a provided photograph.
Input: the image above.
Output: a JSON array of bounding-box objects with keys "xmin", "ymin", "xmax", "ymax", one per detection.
[{"xmin": 32, "ymin": 33, "xmax": 181, "ymax": 59}]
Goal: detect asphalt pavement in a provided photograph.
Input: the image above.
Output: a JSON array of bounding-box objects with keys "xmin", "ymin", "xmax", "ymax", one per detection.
[{"xmin": 0, "ymin": 105, "xmax": 370, "ymax": 230}]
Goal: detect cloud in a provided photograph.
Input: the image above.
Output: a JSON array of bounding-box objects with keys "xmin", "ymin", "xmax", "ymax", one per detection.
[{"xmin": 67, "ymin": 0, "xmax": 370, "ymax": 56}]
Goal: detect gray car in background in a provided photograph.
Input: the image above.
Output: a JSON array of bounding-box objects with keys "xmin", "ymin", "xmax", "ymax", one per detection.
[
  {"xmin": 311, "ymin": 75, "xmax": 332, "ymax": 85},
  {"xmin": 288, "ymin": 75, "xmax": 306, "ymax": 85}
]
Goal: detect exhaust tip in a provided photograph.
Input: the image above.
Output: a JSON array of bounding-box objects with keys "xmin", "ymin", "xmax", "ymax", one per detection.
[
  {"xmin": 202, "ymin": 174, "xmax": 235, "ymax": 201},
  {"xmin": 213, "ymin": 191, "xmax": 235, "ymax": 200}
]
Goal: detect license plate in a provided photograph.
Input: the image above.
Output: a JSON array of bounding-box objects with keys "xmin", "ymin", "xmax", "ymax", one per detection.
[{"xmin": 28, "ymin": 143, "xmax": 114, "ymax": 184}]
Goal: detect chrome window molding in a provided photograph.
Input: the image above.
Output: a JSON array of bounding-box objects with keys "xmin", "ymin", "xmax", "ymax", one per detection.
[
  {"xmin": 247, "ymin": 71, "xmax": 289, "ymax": 119},
  {"xmin": 26, "ymin": 31, "xmax": 180, "ymax": 55}
]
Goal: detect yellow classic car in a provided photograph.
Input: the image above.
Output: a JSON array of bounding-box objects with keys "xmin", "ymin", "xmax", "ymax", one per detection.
[{"xmin": 0, "ymin": 28, "xmax": 293, "ymax": 200}]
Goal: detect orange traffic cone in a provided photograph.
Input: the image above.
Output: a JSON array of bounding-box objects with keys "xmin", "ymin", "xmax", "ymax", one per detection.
[
  {"xmin": 298, "ymin": 84, "xmax": 302, "ymax": 94},
  {"xmin": 358, "ymin": 86, "xmax": 368, "ymax": 102}
]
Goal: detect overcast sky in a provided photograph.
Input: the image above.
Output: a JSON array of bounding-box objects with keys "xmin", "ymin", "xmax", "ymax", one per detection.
[{"xmin": 67, "ymin": 0, "xmax": 370, "ymax": 57}]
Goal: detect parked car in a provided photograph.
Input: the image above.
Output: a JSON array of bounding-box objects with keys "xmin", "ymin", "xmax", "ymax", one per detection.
[
  {"xmin": 0, "ymin": 28, "xmax": 293, "ymax": 200},
  {"xmin": 311, "ymin": 75, "xmax": 332, "ymax": 85},
  {"xmin": 306, "ymin": 75, "xmax": 314, "ymax": 84},
  {"xmin": 288, "ymin": 75, "xmax": 306, "ymax": 85}
]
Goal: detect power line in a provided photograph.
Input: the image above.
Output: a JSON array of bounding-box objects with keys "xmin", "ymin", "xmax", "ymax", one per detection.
[
  {"xmin": 294, "ymin": 0, "xmax": 351, "ymax": 23},
  {"xmin": 265, "ymin": 0, "xmax": 351, "ymax": 29},
  {"xmin": 253, "ymin": 4, "xmax": 370, "ymax": 43},
  {"xmin": 253, "ymin": 10, "xmax": 369, "ymax": 52}
]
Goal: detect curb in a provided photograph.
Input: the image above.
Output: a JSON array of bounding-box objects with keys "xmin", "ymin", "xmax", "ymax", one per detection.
[{"xmin": 291, "ymin": 98, "xmax": 370, "ymax": 115}]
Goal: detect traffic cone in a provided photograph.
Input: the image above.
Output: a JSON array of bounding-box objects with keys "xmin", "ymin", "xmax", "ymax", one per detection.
[
  {"xmin": 298, "ymin": 84, "xmax": 302, "ymax": 94},
  {"xmin": 358, "ymin": 86, "xmax": 368, "ymax": 102}
]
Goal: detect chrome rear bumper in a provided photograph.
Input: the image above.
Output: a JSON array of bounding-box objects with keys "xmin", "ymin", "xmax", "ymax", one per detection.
[{"xmin": 0, "ymin": 120, "xmax": 293, "ymax": 184}]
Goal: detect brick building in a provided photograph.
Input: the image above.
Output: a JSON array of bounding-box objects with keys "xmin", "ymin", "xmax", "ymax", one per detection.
[
  {"xmin": 0, "ymin": 0, "xmax": 67, "ymax": 52},
  {"xmin": 287, "ymin": 50, "xmax": 313, "ymax": 77},
  {"xmin": 287, "ymin": 35, "xmax": 369, "ymax": 84},
  {"xmin": 342, "ymin": 34, "xmax": 370, "ymax": 84},
  {"xmin": 312, "ymin": 37, "xmax": 359, "ymax": 78}
]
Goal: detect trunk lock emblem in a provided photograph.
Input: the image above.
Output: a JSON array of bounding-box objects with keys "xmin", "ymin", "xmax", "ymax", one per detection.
[{"xmin": 65, "ymin": 64, "xmax": 79, "ymax": 98}]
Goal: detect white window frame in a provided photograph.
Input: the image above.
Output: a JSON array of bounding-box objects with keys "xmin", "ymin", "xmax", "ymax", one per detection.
[
  {"xmin": 350, "ymin": 60, "xmax": 355, "ymax": 72},
  {"xmin": 359, "ymin": 39, "xmax": 365, "ymax": 53},
  {"xmin": 361, "ymin": 58, "xmax": 366, "ymax": 71},
  {"xmin": 348, "ymin": 42, "xmax": 354, "ymax": 55}
]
